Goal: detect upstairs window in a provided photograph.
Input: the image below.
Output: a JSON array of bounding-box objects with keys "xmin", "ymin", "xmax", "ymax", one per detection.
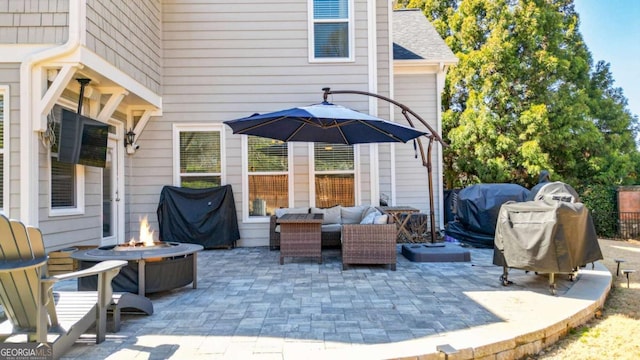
[{"xmin": 309, "ymin": 0, "xmax": 353, "ymax": 61}]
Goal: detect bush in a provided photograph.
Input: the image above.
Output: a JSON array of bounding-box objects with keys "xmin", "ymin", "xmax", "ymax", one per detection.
[{"xmin": 577, "ymin": 184, "xmax": 617, "ymax": 238}]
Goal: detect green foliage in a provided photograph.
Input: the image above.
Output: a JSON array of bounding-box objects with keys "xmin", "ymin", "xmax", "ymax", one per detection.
[
  {"xmin": 402, "ymin": 0, "xmax": 640, "ymax": 189},
  {"xmin": 576, "ymin": 184, "xmax": 617, "ymax": 238},
  {"xmin": 181, "ymin": 177, "xmax": 221, "ymax": 189}
]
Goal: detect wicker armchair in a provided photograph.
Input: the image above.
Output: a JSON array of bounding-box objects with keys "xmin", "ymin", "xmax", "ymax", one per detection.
[{"xmin": 341, "ymin": 223, "xmax": 397, "ymax": 270}]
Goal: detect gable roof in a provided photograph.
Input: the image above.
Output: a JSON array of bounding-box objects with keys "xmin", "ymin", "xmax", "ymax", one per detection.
[{"xmin": 393, "ymin": 9, "xmax": 458, "ymax": 64}]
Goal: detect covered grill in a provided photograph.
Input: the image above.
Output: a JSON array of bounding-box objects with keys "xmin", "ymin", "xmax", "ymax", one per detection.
[{"xmin": 493, "ymin": 182, "xmax": 603, "ymax": 294}]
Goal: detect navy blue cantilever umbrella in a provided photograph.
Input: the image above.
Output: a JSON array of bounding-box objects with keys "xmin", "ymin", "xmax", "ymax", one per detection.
[{"xmin": 223, "ymin": 101, "xmax": 427, "ymax": 145}]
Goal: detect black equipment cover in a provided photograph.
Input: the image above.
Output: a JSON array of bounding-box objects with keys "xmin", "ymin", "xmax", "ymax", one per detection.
[
  {"xmin": 444, "ymin": 220, "xmax": 496, "ymax": 248},
  {"xmin": 445, "ymin": 183, "xmax": 530, "ymax": 247},
  {"xmin": 493, "ymin": 198, "xmax": 603, "ymax": 272},
  {"xmin": 157, "ymin": 185, "xmax": 240, "ymax": 249},
  {"xmin": 454, "ymin": 183, "xmax": 530, "ymax": 235}
]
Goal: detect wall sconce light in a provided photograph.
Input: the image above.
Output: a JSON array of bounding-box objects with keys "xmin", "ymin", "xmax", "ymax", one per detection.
[{"xmin": 125, "ymin": 128, "xmax": 138, "ymax": 154}]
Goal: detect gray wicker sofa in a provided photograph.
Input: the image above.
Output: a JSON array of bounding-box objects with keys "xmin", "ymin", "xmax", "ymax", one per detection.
[{"xmin": 269, "ymin": 205, "xmax": 397, "ymax": 270}]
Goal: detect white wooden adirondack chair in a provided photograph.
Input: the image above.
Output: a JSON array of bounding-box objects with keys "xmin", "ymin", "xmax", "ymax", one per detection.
[{"xmin": 0, "ymin": 215, "xmax": 126, "ymax": 359}]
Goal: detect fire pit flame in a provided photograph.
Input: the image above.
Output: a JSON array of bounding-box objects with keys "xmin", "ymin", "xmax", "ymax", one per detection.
[
  {"xmin": 135, "ymin": 216, "xmax": 156, "ymax": 247},
  {"xmin": 114, "ymin": 216, "xmax": 169, "ymax": 251}
]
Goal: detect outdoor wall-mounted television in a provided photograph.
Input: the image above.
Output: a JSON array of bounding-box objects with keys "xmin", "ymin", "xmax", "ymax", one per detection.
[{"xmin": 58, "ymin": 108, "xmax": 109, "ymax": 168}]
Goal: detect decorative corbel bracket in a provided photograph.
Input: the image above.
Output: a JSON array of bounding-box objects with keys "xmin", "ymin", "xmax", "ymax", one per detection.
[{"xmin": 35, "ymin": 63, "xmax": 83, "ymax": 131}]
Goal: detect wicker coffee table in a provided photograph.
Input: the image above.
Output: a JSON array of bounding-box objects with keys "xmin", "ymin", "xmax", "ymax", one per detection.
[{"xmin": 278, "ymin": 213, "xmax": 323, "ymax": 264}]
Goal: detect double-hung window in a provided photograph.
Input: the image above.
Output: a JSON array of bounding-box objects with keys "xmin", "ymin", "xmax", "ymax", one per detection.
[
  {"xmin": 246, "ymin": 136, "xmax": 290, "ymax": 218},
  {"xmin": 174, "ymin": 125, "xmax": 223, "ymax": 188},
  {"xmin": 313, "ymin": 143, "xmax": 355, "ymax": 207},
  {"xmin": 309, "ymin": 0, "xmax": 354, "ymax": 61}
]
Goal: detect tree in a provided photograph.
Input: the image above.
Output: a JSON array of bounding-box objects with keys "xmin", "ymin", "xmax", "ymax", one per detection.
[
  {"xmin": 581, "ymin": 61, "xmax": 640, "ymax": 184},
  {"xmin": 400, "ymin": 0, "xmax": 640, "ymax": 189}
]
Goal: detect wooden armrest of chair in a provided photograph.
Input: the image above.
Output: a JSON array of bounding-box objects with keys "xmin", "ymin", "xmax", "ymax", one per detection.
[
  {"xmin": 42, "ymin": 259, "xmax": 128, "ymax": 310},
  {"xmin": 49, "ymin": 260, "xmax": 128, "ymax": 282}
]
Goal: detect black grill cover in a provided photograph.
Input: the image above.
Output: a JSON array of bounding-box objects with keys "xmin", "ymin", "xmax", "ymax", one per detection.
[
  {"xmin": 493, "ymin": 198, "xmax": 603, "ymax": 272},
  {"xmin": 157, "ymin": 185, "xmax": 240, "ymax": 249},
  {"xmin": 454, "ymin": 183, "xmax": 530, "ymax": 235},
  {"xmin": 444, "ymin": 220, "xmax": 496, "ymax": 248}
]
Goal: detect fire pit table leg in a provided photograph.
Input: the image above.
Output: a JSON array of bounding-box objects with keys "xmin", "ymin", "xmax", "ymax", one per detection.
[
  {"xmin": 192, "ymin": 253, "xmax": 197, "ymax": 289},
  {"xmin": 138, "ymin": 259, "xmax": 146, "ymax": 296}
]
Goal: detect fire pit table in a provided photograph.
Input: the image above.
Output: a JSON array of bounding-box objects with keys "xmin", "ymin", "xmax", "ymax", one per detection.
[{"xmin": 72, "ymin": 242, "xmax": 203, "ymax": 296}]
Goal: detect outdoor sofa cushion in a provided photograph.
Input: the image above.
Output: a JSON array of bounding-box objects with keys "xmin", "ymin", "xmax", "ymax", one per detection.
[
  {"xmin": 341, "ymin": 205, "xmax": 372, "ymax": 224},
  {"xmin": 311, "ymin": 206, "xmax": 342, "ymax": 224},
  {"xmin": 275, "ymin": 207, "xmax": 309, "ymax": 218},
  {"xmin": 274, "ymin": 205, "xmax": 380, "ymax": 232}
]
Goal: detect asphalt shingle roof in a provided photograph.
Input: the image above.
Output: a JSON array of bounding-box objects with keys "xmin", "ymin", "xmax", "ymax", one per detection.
[{"xmin": 393, "ymin": 9, "xmax": 458, "ymax": 63}]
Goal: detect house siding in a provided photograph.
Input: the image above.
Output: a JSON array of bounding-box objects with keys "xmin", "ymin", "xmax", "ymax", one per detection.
[
  {"xmin": 153, "ymin": 0, "xmax": 374, "ymax": 246},
  {"xmin": 85, "ymin": 0, "xmax": 162, "ymax": 94},
  {"xmin": 0, "ymin": 0, "xmax": 69, "ymax": 44},
  {"xmin": 393, "ymin": 73, "xmax": 442, "ymax": 227}
]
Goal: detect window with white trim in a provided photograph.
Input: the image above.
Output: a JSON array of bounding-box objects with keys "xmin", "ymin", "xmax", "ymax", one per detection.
[
  {"xmin": 50, "ymin": 104, "xmax": 84, "ymax": 213},
  {"xmin": 313, "ymin": 143, "xmax": 355, "ymax": 207},
  {"xmin": 246, "ymin": 136, "xmax": 289, "ymax": 217},
  {"xmin": 309, "ymin": 0, "xmax": 353, "ymax": 61},
  {"xmin": 175, "ymin": 125, "xmax": 222, "ymax": 188},
  {"xmin": 0, "ymin": 88, "xmax": 7, "ymax": 212}
]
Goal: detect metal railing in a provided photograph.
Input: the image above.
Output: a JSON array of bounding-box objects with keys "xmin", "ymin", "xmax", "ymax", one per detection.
[{"xmin": 591, "ymin": 211, "xmax": 640, "ymax": 240}]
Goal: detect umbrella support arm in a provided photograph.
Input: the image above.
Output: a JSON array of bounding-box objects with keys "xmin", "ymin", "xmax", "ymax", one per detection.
[
  {"xmin": 323, "ymin": 88, "xmax": 442, "ymax": 243},
  {"xmin": 323, "ymin": 88, "xmax": 447, "ymax": 147}
]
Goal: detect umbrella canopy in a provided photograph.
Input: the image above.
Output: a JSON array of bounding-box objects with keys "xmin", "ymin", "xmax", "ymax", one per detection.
[{"xmin": 224, "ymin": 101, "xmax": 427, "ymax": 145}]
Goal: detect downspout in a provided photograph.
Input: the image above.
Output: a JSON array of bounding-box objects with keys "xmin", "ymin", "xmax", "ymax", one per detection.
[
  {"xmin": 388, "ymin": 0, "xmax": 396, "ymax": 206},
  {"xmin": 19, "ymin": 0, "xmax": 83, "ymax": 224},
  {"xmin": 367, "ymin": 0, "xmax": 378, "ymax": 206}
]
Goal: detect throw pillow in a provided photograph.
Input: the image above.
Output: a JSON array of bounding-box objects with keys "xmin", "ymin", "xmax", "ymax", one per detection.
[
  {"xmin": 373, "ymin": 214, "xmax": 389, "ymax": 224},
  {"xmin": 359, "ymin": 212, "xmax": 376, "ymax": 224},
  {"xmin": 360, "ymin": 206, "xmax": 378, "ymax": 222}
]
